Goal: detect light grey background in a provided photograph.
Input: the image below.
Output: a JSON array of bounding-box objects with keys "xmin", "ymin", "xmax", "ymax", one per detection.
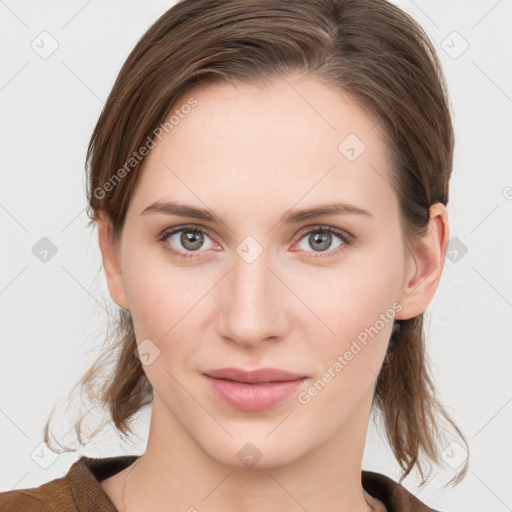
[{"xmin": 1, "ymin": 1, "xmax": 511, "ymax": 510}]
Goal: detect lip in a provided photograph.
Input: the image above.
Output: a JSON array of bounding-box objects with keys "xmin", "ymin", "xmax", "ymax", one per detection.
[{"xmin": 203, "ymin": 367, "xmax": 308, "ymax": 411}]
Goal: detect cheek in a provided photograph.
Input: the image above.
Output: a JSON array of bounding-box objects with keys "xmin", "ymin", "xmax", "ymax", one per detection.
[
  {"xmin": 121, "ymin": 254, "xmax": 217, "ymax": 375},
  {"xmin": 122, "ymin": 245, "xmax": 205, "ymax": 337},
  {"xmin": 298, "ymin": 249, "xmax": 402, "ymax": 330},
  {"xmin": 296, "ymin": 249, "xmax": 403, "ymax": 384},
  {"xmin": 123, "ymin": 265, "xmax": 201, "ymax": 396},
  {"xmin": 335, "ymin": 270, "xmax": 400, "ymax": 339},
  {"xmin": 296, "ymin": 277, "xmax": 399, "ymax": 415},
  {"xmin": 126, "ymin": 272, "xmax": 174, "ymax": 341}
]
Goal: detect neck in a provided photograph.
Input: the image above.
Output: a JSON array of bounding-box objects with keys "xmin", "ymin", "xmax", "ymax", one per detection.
[{"xmin": 121, "ymin": 394, "xmax": 379, "ymax": 512}]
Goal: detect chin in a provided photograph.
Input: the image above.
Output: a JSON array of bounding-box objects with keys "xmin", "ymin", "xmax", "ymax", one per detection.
[{"xmin": 199, "ymin": 432, "xmax": 307, "ymax": 470}]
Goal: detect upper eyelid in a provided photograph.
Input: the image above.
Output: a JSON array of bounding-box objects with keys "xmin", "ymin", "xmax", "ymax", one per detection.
[{"xmin": 160, "ymin": 224, "xmax": 216, "ymax": 243}]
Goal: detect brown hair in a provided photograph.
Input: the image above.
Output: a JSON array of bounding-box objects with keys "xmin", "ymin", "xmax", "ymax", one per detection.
[{"xmin": 44, "ymin": 0, "xmax": 469, "ymax": 487}]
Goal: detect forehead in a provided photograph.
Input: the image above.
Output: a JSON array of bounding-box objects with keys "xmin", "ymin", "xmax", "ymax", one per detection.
[
  {"xmin": 130, "ymin": 76, "xmax": 398, "ymax": 225},
  {"xmin": 175, "ymin": 77, "xmax": 380, "ymax": 155}
]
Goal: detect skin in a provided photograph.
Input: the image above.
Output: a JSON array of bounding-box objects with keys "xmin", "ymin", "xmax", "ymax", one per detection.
[{"xmin": 97, "ymin": 74, "xmax": 449, "ymax": 512}]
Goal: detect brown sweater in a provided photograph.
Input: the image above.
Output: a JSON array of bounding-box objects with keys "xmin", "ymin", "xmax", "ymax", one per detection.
[{"xmin": 0, "ymin": 455, "xmax": 442, "ymax": 511}]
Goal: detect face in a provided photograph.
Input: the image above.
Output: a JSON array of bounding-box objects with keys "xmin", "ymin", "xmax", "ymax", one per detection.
[{"xmin": 100, "ymin": 75, "xmax": 438, "ymax": 469}]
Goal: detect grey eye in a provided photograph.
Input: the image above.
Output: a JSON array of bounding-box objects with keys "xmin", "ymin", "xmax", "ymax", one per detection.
[
  {"xmin": 166, "ymin": 229, "xmax": 215, "ymax": 252},
  {"xmin": 297, "ymin": 230, "xmax": 343, "ymax": 253}
]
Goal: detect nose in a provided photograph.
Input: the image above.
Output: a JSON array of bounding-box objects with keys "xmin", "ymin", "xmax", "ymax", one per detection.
[{"xmin": 216, "ymin": 248, "xmax": 290, "ymax": 348}]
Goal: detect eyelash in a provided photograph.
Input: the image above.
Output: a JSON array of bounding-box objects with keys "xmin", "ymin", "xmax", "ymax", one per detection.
[{"xmin": 158, "ymin": 225, "xmax": 353, "ymax": 260}]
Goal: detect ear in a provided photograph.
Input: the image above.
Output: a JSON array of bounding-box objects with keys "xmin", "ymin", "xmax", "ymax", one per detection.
[
  {"xmin": 395, "ymin": 203, "xmax": 450, "ymax": 320},
  {"xmin": 96, "ymin": 214, "xmax": 131, "ymax": 310}
]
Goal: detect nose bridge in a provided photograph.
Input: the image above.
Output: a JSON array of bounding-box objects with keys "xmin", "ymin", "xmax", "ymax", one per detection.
[{"xmin": 217, "ymin": 241, "xmax": 287, "ymax": 345}]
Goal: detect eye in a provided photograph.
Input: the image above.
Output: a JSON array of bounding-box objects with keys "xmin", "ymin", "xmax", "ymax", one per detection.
[
  {"xmin": 295, "ymin": 226, "xmax": 352, "ymax": 258},
  {"xmin": 158, "ymin": 224, "xmax": 353, "ymax": 260},
  {"xmin": 159, "ymin": 226, "xmax": 218, "ymax": 259}
]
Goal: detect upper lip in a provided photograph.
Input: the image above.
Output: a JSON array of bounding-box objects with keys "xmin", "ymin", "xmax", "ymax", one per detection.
[{"xmin": 204, "ymin": 367, "xmax": 307, "ymax": 383}]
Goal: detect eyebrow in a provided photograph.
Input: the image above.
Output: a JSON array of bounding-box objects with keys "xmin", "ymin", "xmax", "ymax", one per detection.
[{"xmin": 140, "ymin": 200, "xmax": 373, "ymax": 224}]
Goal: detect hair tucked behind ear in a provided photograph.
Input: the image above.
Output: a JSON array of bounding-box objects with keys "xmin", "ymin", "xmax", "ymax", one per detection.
[{"xmin": 43, "ymin": 0, "xmax": 469, "ymax": 487}]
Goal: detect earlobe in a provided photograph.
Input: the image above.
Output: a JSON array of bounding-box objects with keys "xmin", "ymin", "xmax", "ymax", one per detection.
[
  {"xmin": 395, "ymin": 203, "xmax": 449, "ymax": 321},
  {"xmin": 96, "ymin": 215, "xmax": 131, "ymax": 310}
]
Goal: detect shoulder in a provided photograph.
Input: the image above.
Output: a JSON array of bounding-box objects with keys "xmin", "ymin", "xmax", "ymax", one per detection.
[
  {"xmin": 362, "ymin": 470, "xmax": 446, "ymax": 512},
  {"xmin": 0, "ymin": 473, "xmax": 74, "ymax": 511},
  {"xmin": 0, "ymin": 454, "xmax": 138, "ymax": 512}
]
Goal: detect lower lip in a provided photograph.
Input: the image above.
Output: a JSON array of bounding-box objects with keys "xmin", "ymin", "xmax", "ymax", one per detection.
[{"xmin": 204, "ymin": 375, "xmax": 307, "ymax": 411}]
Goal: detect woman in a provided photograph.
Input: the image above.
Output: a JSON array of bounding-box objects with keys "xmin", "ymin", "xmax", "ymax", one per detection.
[{"xmin": 0, "ymin": 0, "xmax": 469, "ymax": 510}]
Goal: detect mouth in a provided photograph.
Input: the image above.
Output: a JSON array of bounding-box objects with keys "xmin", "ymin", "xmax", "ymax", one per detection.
[
  {"xmin": 203, "ymin": 367, "xmax": 307, "ymax": 383},
  {"xmin": 202, "ymin": 367, "xmax": 308, "ymax": 411}
]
